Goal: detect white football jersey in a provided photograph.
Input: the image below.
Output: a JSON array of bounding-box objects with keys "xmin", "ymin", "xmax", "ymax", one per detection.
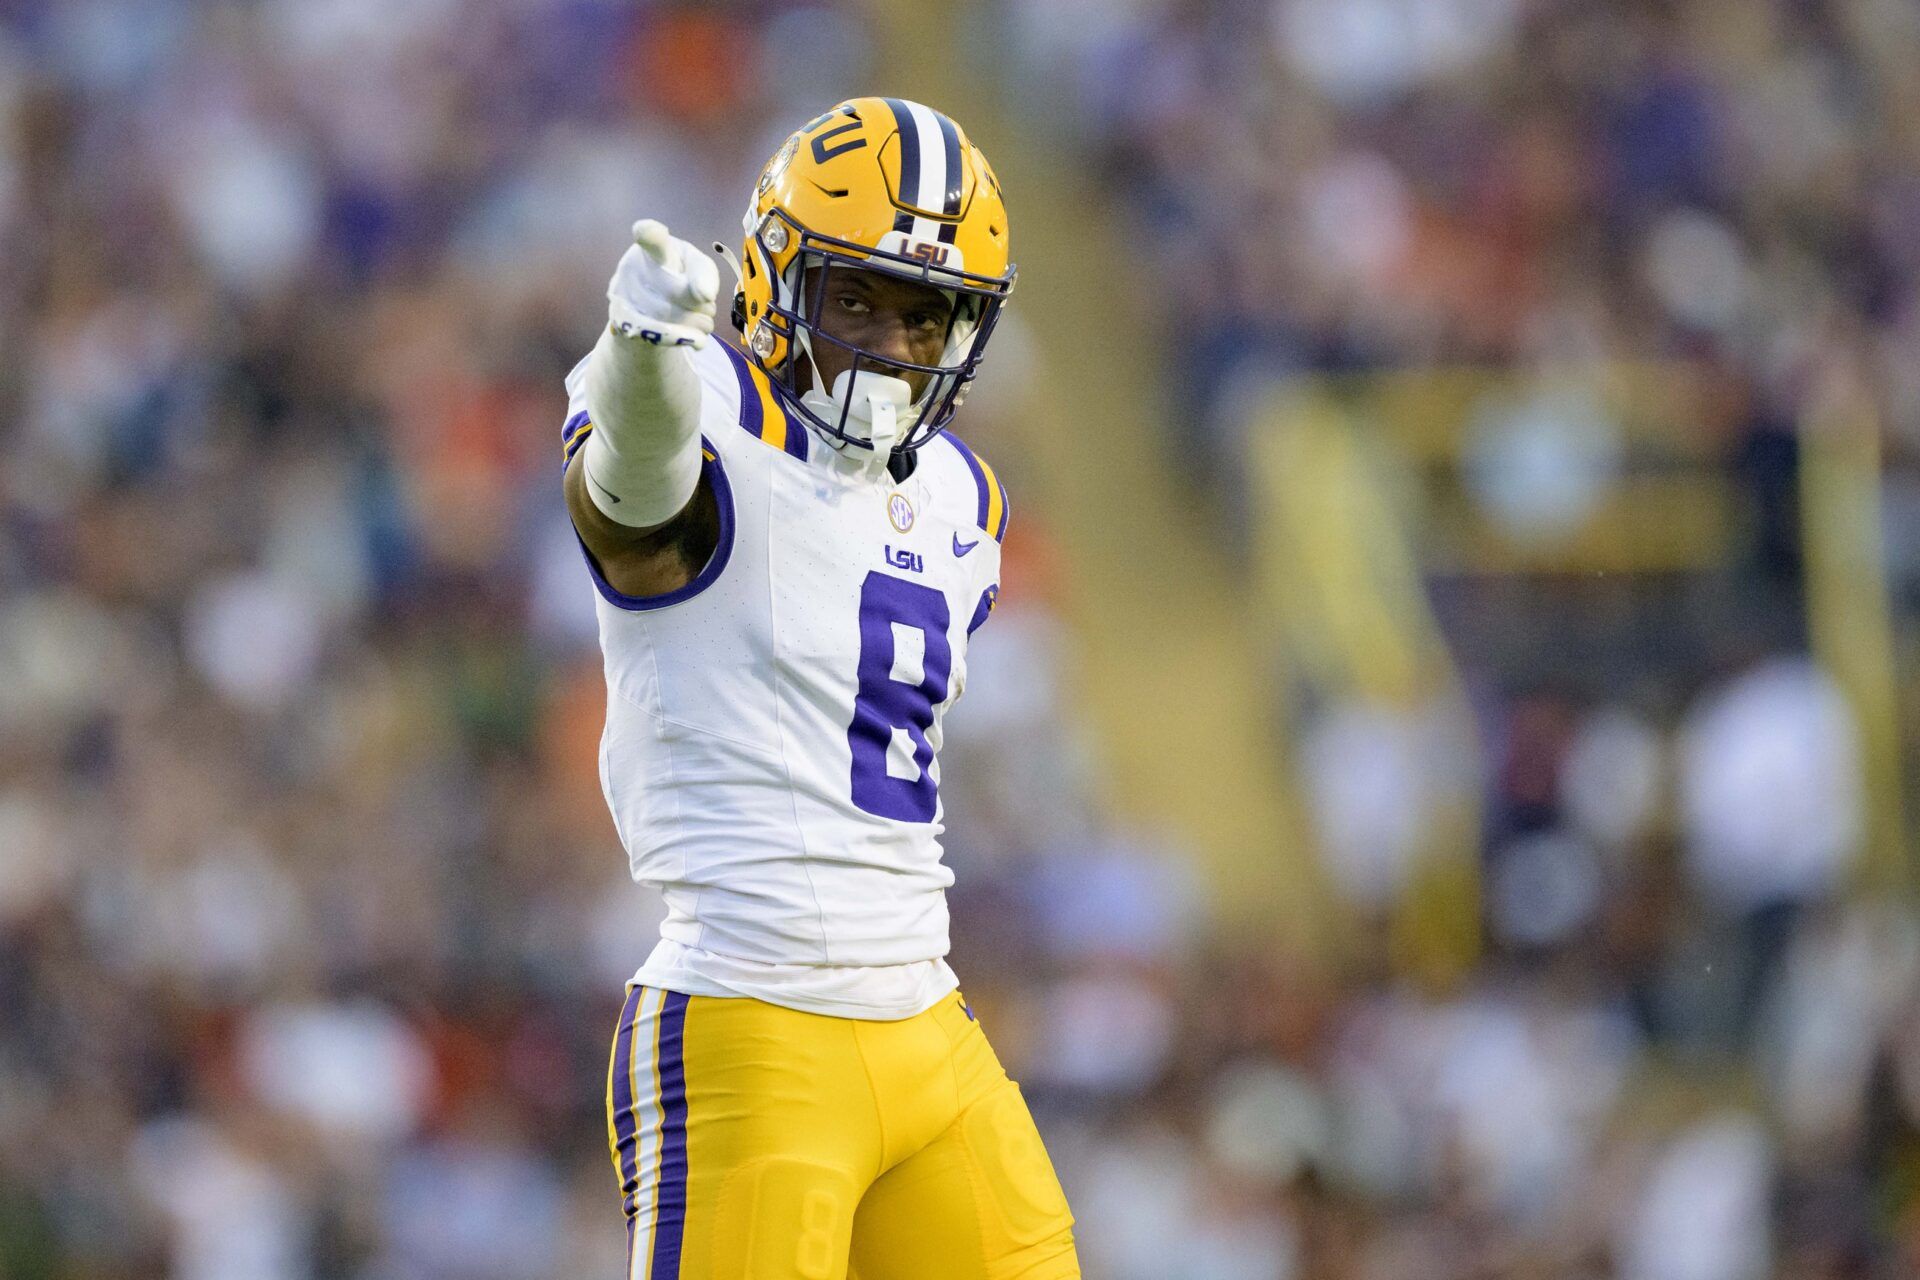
[{"xmin": 562, "ymin": 339, "xmax": 1008, "ymax": 1020}]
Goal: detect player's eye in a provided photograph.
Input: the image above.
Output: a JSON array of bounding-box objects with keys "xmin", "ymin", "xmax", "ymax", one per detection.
[
  {"xmin": 835, "ymin": 295, "xmax": 870, "ymax": 314},
  {"xmin": 908, "ymin": 311, "xmax": 945, "ymax": 332}
]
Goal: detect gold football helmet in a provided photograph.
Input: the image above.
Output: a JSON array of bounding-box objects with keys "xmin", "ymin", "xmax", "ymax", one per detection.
[{"xmin": 733, "ymin": 97, "xmax": 1016, "ymax": 452}]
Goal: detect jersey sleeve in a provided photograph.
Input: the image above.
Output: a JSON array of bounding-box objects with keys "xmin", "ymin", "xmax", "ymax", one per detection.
[
  {"xmin": 562, "ymin": 337, "xmax": 818, "ymax": 477},
  {"xmin": 557, "ymin": 341, "xmax": 748, "ymax": 613},
  {"xmin": 934, "ymin": 431, "xmax": 1009, "ymax": 637},
  {"xmin": 560, "ymin": 353, "xmax": 594, "ymax": 471},
  {"xmin": 558, "ymin": 339, "xmax": 760, "ymax": 474}
]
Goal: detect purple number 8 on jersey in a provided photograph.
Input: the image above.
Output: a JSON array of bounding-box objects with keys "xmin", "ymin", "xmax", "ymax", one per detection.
[{"xmin": 847, "ymin": 571, "xmax": 952, "ymax": 822}]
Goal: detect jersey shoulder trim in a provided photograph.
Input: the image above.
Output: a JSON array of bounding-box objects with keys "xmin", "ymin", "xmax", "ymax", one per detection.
[
  {"xmin": 967, "ymin": 583, "xmax": 1000, "ymax": 635},
  {"xmin": 561, "ymin": 409, "xmax": 593, "ymax": 467},
  {"xmin": 938, "ymin": 431, "xmax": 1010, "ymax": 543},
  {"xmin": 719, "ymin": 342, "xmax": 808, "ymax": 462},
  {"xmin": 574, "ymin": 435, "xmax": 735, "ymax": 612}
]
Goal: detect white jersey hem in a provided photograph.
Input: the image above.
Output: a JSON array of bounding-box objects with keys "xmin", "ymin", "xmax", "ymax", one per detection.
[{"xmin": 630, "ymin": 939, "xmax": 960, "ymax": 1021}]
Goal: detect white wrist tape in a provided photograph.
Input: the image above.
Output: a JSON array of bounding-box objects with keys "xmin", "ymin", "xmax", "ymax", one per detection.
[{"xmin": 580, "ymin": 324, "xmax": 703, "ymax": 528}]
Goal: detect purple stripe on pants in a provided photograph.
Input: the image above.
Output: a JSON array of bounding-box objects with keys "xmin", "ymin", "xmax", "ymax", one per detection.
[
  {"xmin": 649, "ymin": 991, "xmax": 692, "ymax": 1277},
  {"xmin": 610, "ymin": 985, "xmax": 645, "ymax": 1254}
]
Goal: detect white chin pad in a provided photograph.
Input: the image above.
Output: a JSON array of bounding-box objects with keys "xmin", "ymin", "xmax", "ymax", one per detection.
[{"xmin": 812, "ymin": 369, "xmax": 917, "ymax": 453}]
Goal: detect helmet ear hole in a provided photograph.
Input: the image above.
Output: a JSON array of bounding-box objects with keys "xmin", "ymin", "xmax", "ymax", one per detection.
[{"xmin": 732, "ymin": 291, "xmax": 748, "ymax": 334}]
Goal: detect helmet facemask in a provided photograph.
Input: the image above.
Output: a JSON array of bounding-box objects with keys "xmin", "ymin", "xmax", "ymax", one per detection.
[{"xmin": 746, "ymin": 208, "xmax": 1012, "ymax": 455}]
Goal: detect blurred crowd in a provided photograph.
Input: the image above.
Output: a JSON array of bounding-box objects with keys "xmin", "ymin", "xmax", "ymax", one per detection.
[
  {"xmin": 0, "ymin": 2, "xmax": 959, "ymax": 1278},
  {"xmin": 1008, "ymin": 0, "xmax": 1920, "ymax": 494},
  {"xmin": 986, "ymin": 0, "xmax": 1920, "ymax": 1276},
  {"xmin": 8, "ymin": 0, "xmax": 1920, "ymax": 1278}
]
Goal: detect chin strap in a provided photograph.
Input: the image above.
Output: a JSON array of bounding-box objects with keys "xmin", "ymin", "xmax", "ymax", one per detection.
[
  {"xmin": 711, "ymin": 241, "xmax": 745, "ymax": 297},
  {"xmin": 714, "ymin": 242, "xmax": 750, "ymax": 335}
]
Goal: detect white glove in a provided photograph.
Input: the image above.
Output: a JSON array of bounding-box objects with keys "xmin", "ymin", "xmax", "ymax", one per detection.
[
  {"xmin": 578, "ymin": 219, "xmax": 714, "ymax": 527},
  {"xmin": 607, "ymin": 219, "xmax": 721, "ymax": 350}
]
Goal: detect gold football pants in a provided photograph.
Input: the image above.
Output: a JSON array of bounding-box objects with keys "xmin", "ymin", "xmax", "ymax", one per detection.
[{"xmin": 606, "ymin": 985, "xmax": 1081, "ymax": 1279}]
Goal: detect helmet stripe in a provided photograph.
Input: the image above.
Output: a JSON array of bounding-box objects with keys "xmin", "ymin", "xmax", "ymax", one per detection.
[
  {"xmin": 903, "ymin": 101, "xmax": 947, "ymax": 223},
  {"xmin": 933, "ymin": 112, "xmax": 963, "ymax": 216},
  {"xmin": 884, "ymin": 98, "xmax": 958, "ymax": 243},
  {"xmin": 881, "ymin": 97, "xmax": 921, "ymax": 235},
  {"xmin": 934, "ymin": 111, "xmax": 962, "ymax": 243}
]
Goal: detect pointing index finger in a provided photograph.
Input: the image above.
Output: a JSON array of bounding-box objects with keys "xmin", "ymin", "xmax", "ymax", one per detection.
[{"xmin": 630, "ymin": 219, "xmax": 682, "ymax": 274}]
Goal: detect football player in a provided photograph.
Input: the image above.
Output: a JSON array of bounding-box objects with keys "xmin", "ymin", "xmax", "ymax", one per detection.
[{"xmin": 561, "ymin": 98, "xmax": 1081, "ymax": 1279}]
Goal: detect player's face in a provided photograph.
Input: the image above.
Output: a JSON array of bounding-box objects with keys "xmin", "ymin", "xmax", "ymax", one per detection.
[{"xmin": 803, "ymin": 265, "xmax": 954, "ymax": 401}]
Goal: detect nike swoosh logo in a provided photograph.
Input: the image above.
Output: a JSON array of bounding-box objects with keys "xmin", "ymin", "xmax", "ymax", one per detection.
[{"xmin": 953, "ymin": 534, "xmax": 979, "ymax": 557}]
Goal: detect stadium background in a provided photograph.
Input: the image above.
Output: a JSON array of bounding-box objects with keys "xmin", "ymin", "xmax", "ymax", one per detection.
[{"xmin": 4, "ymin": 0, "xmax": 1920, "ymax": 1276}]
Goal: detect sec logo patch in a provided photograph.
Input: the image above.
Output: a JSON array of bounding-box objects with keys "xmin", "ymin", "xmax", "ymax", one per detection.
[{"xmin": 887, "ymin": 492, "xmax": 915, "ymax": 533}]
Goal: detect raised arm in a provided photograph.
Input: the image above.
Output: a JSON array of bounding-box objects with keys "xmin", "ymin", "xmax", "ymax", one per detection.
[{"xmin": 565, "ymin": 219, "xmax": 723, "ymax": 598}]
